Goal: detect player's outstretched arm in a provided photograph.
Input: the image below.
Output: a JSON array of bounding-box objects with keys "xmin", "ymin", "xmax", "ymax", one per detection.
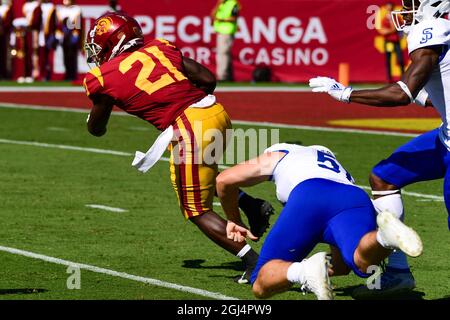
[
  {"xmin": 87, "ymin": 94, "xmax": 115, "ymax": 137},
  {"xmin": 216, "ymin": 152, "xmax": 283, "ymax": 236},
  {"xmin": 350, "ymin": 46, "xmax": 441, "ymax": 106},
  {"xmin": 182, "ymin": 56, "xmax": 216, "ymax": 94},
  {"xmin": 310, "ymin": 46, "xmax": 442, "ymax": 107}
]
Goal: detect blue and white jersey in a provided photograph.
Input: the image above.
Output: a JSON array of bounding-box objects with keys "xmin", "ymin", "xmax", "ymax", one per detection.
[
  {"xmin": 408, "ymin": 18, "xmax": 450, "ymax": 149},
  {"xmin": 264, "ymin": 143, "xmax": 355, "ymax": 204}
]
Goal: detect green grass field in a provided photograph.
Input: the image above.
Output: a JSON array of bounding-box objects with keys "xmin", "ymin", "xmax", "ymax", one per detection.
[{"xmin": 0, "ymin": 105, "xmax": 449, "ymax": 300}]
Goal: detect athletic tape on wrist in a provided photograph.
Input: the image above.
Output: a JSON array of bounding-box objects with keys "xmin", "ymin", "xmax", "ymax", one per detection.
[
  {"xmin": 342, "ymin": 87, "xmax": 353, "ymax": 103},
  {"xmin": 414, "ymin": 88, "xmax": 429, "ymax": 107},
  {"xmin": 396, "ymin": 81, "xmax": 414, "ymax": 103}
]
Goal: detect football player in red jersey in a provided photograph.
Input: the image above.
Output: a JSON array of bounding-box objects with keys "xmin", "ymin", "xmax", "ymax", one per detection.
[{"xmin": 83, "ymin": 12, "xmax": 274, "ymax": 283}]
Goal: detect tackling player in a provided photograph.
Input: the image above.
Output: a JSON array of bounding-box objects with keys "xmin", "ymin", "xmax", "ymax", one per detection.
[
  {"xmin": 309, "ymin": 0, "xmax": 450, "ymax": 298},
  {"xmin": 216, "ymin": 143, "xmax": 423, "ymax": 300},
  {"xmin": 82, "ymin": 12, "xmax": 274, "ymax": 283}
]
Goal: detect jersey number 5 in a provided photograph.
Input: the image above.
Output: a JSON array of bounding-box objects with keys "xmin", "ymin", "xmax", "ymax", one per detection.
[
  {"xmin": 119, "ymin": 46, "xmax": 187, "ymax": 95},
  {"xmin": 317, "ymin": 151, "xmax": 354, "ymax": 182}
]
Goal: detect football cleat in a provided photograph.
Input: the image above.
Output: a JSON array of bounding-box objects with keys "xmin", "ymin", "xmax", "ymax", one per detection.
[
  {"xmin": 234, "ymin": 258, "xmax": 258, "ymax": 285},
  {"xmin": 239, "ymin": 197, "xmax": 275, "ymax": 239},
  {"xmin": 297, "ymin": 252, "xmax": 334, "ymax": 300},
  {"xmin": 352, "ymin": 269, "xmax": 416, "ymax": 299},
  {"xmin": 234, "ymin": 271, "xmax": 251, "ymax": 285},
  {"xmin": 376, "ymin": 210, "xmax": 423, "ymax": 257}
]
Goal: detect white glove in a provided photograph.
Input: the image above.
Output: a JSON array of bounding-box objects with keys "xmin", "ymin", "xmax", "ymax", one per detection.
[{"xmin": 309, "ymin": 77, "xmax": 353, "ymax": 103}]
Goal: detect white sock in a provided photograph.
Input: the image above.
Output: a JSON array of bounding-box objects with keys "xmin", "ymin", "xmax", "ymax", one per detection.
[
  {"xmin": 372, "ymin": 193, "xmax": 404, "ymax": 220},
  {"xmin": 373, "ymin": 193, "xmax": 410, "ymax": 270},
  {"xmin": 287, "ymin": 261, "xmax": 306, "ymax": 284}
]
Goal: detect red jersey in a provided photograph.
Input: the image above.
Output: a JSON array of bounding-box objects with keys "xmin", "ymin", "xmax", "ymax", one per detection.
[{"xmin": 83, "ymin": 39, "xmax": 208, "ymax": 130}]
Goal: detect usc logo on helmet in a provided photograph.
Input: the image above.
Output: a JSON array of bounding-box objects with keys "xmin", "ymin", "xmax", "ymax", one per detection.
[{"xmin": 96, "ymin": 17, "xmax": 113, "ymax": 36}]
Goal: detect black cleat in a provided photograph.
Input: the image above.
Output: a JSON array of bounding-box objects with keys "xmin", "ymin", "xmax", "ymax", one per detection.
[{"xmin": 240, "ymin": 197, "xmax": 275, "ymax": 239}]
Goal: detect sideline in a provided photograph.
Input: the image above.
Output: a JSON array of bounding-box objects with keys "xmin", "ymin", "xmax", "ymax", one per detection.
[{"xmin": 0, "ymin": 245, "xmax": 238, "ymax": 300}]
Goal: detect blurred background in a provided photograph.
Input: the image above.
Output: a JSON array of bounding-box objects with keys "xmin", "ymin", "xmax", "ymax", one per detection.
[{"xmin": 0, "ymin": 0, "xmax": 408, "ymax": 85}]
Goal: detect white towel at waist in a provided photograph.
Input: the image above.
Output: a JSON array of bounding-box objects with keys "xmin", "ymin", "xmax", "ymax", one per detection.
[{"xmin": 131, "ymin": 95, "xmax": 216, "ymax": 173}]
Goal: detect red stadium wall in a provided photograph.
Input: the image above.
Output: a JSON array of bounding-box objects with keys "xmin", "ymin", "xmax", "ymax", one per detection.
[{"xmin": 11, "ymin": 0, "xmax": 402, "ymax": 83}]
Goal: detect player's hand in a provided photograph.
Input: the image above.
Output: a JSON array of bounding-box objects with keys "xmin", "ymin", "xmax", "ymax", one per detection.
[
  {"xmin": 309, "ymin": 77, "xmax": 353, "ymax": 103},
  {"xmin": 226, "ymin": 221, "xmax": 258, "ymax": 242}
]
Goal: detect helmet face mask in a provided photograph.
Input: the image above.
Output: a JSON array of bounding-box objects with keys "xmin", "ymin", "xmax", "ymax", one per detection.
[
  {"xmin": 85, "ymin": 41, "xmax": 104, "ymax": 67},
  {"xmin": 84, "ymin": 13, "xmax": 144, "ymax": 67},
  {"xmin": 391, "ymin": 0, "xmax": 450, "ymax": 32},
  {"xmin": 391, "ymin": 0, "xmax": 420, "ymax": 32}
]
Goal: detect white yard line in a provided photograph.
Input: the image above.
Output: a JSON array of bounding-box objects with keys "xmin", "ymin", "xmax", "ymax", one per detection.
[
  {"xmin": 0, "ymin": 87, "xmax": 85, "ymax": 92},
  {"xmin": 0, "ymin": 103, "xmax": 420, "ymax": 138},
  {"xmin": 0, "ymin": 102, "xmax": 108, "ymax": 114},
  {"xmin": 0, "ymin": 138, "xmax": 443, "ymax": 201},
  {"xmin": 356, "ymin": 184, "xmax": 443, "ymax": 201},
  {"xmin": 233, "ymin": 120, "xmax": 418, "ymax": 138},
  {"xmin": 0, "ymin": 86, "xmax": 312, "ymax": 93},
  {"xmin": 128, "ymin": 126, "xmax": 151, "ymax": 131},
  {"xmin": 85, "ymin": 204, "xmax": 128, "ymax": 213},
  {"xmin": 0, "ymin": 138, "xmax": 132, "ymax": 156},
  {"xmin": 216, "ymin": 87, "xmax": 312, "ymax": 92},
  {"xmin": 47, "ymin": 127, "xmax": 69, "ymax": 132},
  {"xmin": 0, "ymin": 245, "xmax": 238, "ymax": 300}
]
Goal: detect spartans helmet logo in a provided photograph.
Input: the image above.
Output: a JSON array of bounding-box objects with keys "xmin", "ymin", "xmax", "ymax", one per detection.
[{"xmin": 96, "ymin": 17, "xmax": 113, "ymax": 36}]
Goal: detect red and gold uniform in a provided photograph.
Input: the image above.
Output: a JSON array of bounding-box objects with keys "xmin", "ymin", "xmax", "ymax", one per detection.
[
  {"xmin": 57, "ymin": 3, "xmax": 82, "ymax": 80},
  {"xmin": 83, "ymin": 38, "xmax": 231, "ymax": 219},
  {"xmin": 12, "ymin": 0, "xmax": 41, "ymax": 80},
  {"xmin": 39, "ymin": 1, "xmax": 57, "ymax": 80},
  {"xmin": 0, "ymin": 1, "xmax": 13, "ymax": 79}
]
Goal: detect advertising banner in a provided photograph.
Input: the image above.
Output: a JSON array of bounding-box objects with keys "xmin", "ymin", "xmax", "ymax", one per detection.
[{"xmin": 11, "ymin": 0, "xmax": 402, "ymax": 82}]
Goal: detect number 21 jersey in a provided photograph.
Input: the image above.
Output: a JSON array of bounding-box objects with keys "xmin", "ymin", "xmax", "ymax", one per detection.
[{"xmin": 83, "ymin": 38, "xmax": 208, "ymax": 131}]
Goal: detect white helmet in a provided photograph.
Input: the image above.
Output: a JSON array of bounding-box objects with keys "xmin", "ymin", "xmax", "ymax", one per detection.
[
  {"xmin": 309, "ymin": 145, "xmax": 336, "ymax": 158},
  {"xmin": 392, "ymin": 0, "xmax": 450, "ymax": 31}
]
